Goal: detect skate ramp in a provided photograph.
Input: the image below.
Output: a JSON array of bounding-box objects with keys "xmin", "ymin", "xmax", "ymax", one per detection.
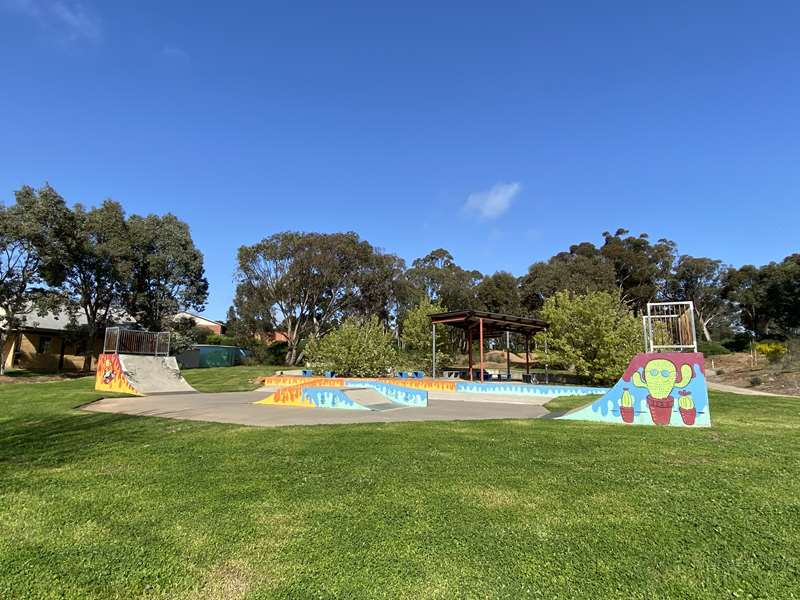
[
  {"xmin": 95, "ymin": 353, "xmax": 195, "ymax": 395},
  {"xmin": 343, "ymin": 388, "xmax": 401, "ymax": 411},
  {"xmin": 558, "ymin": 352, "xmax": 710, "ymax": 427}
]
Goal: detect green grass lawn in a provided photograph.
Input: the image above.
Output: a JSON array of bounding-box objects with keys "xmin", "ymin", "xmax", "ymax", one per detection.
[
  {"xmin": 1, "ymin": 368, "xmax": 799, "ymax": 599},
  {"xmin": 181, "ymin": 365, "xmax": 288, "ymax": 392}
]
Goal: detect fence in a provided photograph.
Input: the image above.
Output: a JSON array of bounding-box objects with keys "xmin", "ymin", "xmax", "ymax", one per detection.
[
  {"xmin": 642, "ymin": 301, "xmax": 697, "ymax": 353},
  {"xmin": 103, "ymin": 327, "xmax": 171, "ymax": 356}
]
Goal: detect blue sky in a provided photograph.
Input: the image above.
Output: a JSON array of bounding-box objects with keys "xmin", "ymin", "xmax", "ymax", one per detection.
[{"xmin": 1, "ymin": 1, "xmax": 799, "ymax": 320}]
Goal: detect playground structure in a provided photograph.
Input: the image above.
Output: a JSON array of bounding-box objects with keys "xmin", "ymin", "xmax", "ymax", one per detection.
[
  {"xmin": 256, "ymin": 374, "xmax": 607, "ymax": 411},
  {"xmin": 559, "ymin": 301, "xmax": 711, "ymax": 427},
  {"xmin": 95, "ymin": 328, "xmax": 195, "ymax": 396}
]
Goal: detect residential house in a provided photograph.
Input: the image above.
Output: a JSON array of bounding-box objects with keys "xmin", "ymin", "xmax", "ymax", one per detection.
[
  {"xmin": 173, "ymin": 311, "xmax": 226, "ymax": 334},
  {"xmin": 1, "ymin": 307, "xmax": 136, "ymax": 372}
]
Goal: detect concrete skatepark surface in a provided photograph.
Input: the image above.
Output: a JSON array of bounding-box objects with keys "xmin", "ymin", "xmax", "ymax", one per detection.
[
  {"xmin": 84, "ymin": 387, "xmax": 551, "ymax": 427},
  {"xmin": 120, "ymin": 355, "xmax": 195, "ymax": 394}
]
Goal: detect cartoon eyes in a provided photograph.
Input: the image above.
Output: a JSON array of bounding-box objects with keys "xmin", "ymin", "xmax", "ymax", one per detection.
[{"xmin": 649, "ymin": 368, "xmax": 673, "ymax": 378}]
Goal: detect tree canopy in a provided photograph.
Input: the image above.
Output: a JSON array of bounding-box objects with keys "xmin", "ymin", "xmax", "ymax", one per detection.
[
  {"xmin": 233, "ymin": 231, "xmax": 403, "ymax": 365},
  {"xmin": 537, "ymin": 290, "xmax": 642, "ymax": 385},
  {"xmin": 2, "ymin": 184, "xmax": 207, "ymax": 369}
]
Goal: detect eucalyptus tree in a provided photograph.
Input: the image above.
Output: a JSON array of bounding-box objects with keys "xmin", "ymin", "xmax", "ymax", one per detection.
[
  {"xmin": 123, "ymin": 213, "xmax": 208, "ymax": 332},
  {"xmin": 0, "ymin": 186, "xmax": 61, "ymax": 373},
  {"xmin": 234, "ymin": 231, "xmax": 399, "ymax": 365}
]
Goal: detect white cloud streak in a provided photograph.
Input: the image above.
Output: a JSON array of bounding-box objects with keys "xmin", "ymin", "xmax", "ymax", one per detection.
[
  {"xmin": 162, "ymin": 45, "xmax": 189, "ymax": 60},
  {"xmin": 2, "ymin": 0, "xmax": 102, "ymax": 42},
  {"xmin": 463, "ymin": 182, "xmax": 522, "ymax": 220}
]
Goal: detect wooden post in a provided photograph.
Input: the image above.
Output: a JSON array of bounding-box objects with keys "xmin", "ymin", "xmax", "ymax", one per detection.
[
  {"xmin": 525, "ymin": 335, "xmax": 530, "ymax": 376},
  {"xmin": 544, "ymin": 329, "xmax": 549, "ymax": 384},
  {"xmin": 467, "ymin": 327, "xmax": 473, "ymax": 381},
  {"xmin": 479, "ymin": 318, "xmax": 484, "ymax": 382},
  {"xmin": 58, "ymin": 336, "xmax": 66, "ymax": 372},
  {"xmin": 432, "ymin": 323, "xmax": 436, "ymax": 378},
  {"xmin": 506, "ymin": 331, "xmax": 511, "ymax": 381}
]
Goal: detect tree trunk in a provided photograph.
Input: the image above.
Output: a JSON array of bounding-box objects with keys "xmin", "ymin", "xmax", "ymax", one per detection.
[
  {"xmin": 82, "ymin": 327, "xmax": 95, "ymax": 372},
  {"xmin": 701, "ymin": 319, "xmax": 712, "ymax": 342},
  {"xmin": 284, "ymin": 319, "xmax": 299, "ymax": 365},
  {"xmin": 0, "ymin": 329, "xmax": 7, "ymax": 376}
]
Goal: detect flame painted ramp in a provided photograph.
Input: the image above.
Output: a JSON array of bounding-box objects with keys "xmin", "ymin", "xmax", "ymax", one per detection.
[
  {"xmin": 96, "ymin": 352, "xmax": 196, "ymax": 396},
  {"xmin": 256, "ymin": 379, "xmax": 428, "ymax": 410}
]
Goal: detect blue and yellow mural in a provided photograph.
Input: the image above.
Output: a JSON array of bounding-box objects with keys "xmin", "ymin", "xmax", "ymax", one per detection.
[
  {"xmin": 559, "ymin": 352, "xmax": 710, "ymax": 427},
  {"xmin": 256, "ymin": 375, "xmax": 609, "ymax": 411},
  {"xmin": 456, "ymin": 381, "xmax": 607, "ymax": 398},
  {"xmin": 256, "ymin": 377, "xmax": 429, "ymax": 410}
]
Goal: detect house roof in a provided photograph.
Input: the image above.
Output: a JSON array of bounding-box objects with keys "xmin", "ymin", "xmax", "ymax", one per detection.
[
  {"xmin": 174, "ymin": 312, "xmax": 225, "ymax": 326},
  {"xmin": 2, "ymin": 305, "xmax": 136, "ymax": 333}
]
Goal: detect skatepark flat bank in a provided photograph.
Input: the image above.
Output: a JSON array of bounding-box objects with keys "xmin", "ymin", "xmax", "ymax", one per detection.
[{"xmin": 83, "ymin": 388, "xmax": 550, "ymax": 427}]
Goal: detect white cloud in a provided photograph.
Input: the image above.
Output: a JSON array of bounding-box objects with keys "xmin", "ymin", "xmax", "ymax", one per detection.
[
  {"xmin": 463, "ymin": 182, "xmax": 522, "ymax": 220},
  {"xmin": 162, "ymin": 45, "xmax": 189, "ymax": 60},
  {"xmin": 2, "ymin": 0, "xmax": 102, "ymax": 42}
]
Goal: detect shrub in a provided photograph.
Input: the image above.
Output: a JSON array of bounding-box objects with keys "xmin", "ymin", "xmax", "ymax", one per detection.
[
  {"xmin": 206, "ymin": 333, "xmax": 238, "ymax": 346},
  {"xmin": 238, "ymin": 340, "xmax": 288, "ymax": 365},
  {"xmin": 750, "ymin": 376, "xmax": 762, "ymax": 387},
  {"xmin": 306, "ymin": 316, "xmax": 398, "ymax": 377},
  {"xmin": 698, "ymin": 341, "xmax": 731, "ymax": 356},
  {"xmin": 721, "ymin": 333, "xmax": 753, "ymax": 353},
  {"xmin": 755, "ymin": 340, "xmax": 788, "ymax": 364},
  {"xmin": 535, "ymin": 290, "xmax": 642, "ymax": 386}
]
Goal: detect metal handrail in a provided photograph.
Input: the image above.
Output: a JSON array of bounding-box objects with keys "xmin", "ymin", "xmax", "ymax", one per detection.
[{"xmin": 103, "ymin": 327, "xmax": 171, "ymax": 356}]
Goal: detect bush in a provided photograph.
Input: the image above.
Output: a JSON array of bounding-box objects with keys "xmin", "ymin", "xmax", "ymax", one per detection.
[
  {"xmin": 206, "ymin": 333, "xmax": 238, "ymax": 346},
  {"xmin": 536, "ymin": 290, "xmax": 642, "ymax": 386},
  {"xmin": 721, "ymin": 332, "xmax": 754, "ymax": 353},
  {"xmin": 306, "ymin": 316, "xmax": 398, "ymax": 377},
  {"xmin": 755, "ymin": 340, "xmax": 788, "ymax": 364},
  {"xmin": 750, "ymin": 376, "xmax": 762, "ymax": 387},
  {"xmin": 239, "ymin": 340, "xmax": 288, "ymax": 365},
  {"xmin": 698, "ymin": 341, "xmax": 731, "ymax": 356}
]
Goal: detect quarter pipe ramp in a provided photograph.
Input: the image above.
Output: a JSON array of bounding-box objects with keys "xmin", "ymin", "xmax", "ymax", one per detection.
[
  {"xmin": 558, "ymin": 352, "xmax": 710, "ymax": 427},
  {"xmin": 95, "ymin": 353, "xmax": 196, "ymax": 396}
]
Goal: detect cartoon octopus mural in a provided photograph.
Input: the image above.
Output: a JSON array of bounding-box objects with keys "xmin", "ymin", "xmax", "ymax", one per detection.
[{"xmin": 559, "ymin": 352, "xmax": 710, "ymax": 427}]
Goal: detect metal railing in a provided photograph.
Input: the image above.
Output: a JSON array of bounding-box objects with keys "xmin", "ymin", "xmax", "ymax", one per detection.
[
  {"xmin": 642, "ymin": 301, "xmax": 697, "ymax": 353},
  {"xmin": 103, "ymin": 327, "xmax": 171, "ymax": 356}
]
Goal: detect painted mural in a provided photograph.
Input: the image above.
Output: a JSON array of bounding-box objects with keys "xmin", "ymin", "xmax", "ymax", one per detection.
[
  {"xmin": 256, "ymin": 377, "xmax": 429, "ymax": 409},
  {"xmin": 259, "ymin": 375, "xmax": 609, "ymax": 398},
  {"xmin": 257, "ymin": 374, "xmax": 611, "ymax": 410},
  {"xmin": 95, "ymin": 353, "xmax": 140, "ymax": 395},
  {"xmin": 352, "ymin": 381, "xmax": 428, "ymax": 407},
  {"xmin": 456, "ymin": 381, "xmax": 608, "ymax": 397},
  {"xmin": 559, "ymin": 352, "xmax": 710, "ymax": 427}
]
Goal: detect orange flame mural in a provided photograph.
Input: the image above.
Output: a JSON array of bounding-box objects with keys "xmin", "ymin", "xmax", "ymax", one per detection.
[{"xmin": 95, "ymin": 353, "xmax": 140, "ymax": 395}]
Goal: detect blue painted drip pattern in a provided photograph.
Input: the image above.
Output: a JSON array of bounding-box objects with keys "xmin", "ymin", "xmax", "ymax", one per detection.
[
  {"xmin": 455, "ymin": 381, "xmax": 609, "ymax": 397},
  {"xmin": 346, "ymin": 380, "xmax": 428, "ymax": 407},
  {"xmin": 300, "ymin": 388, "xmax": 369, "ymax": 410}
]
